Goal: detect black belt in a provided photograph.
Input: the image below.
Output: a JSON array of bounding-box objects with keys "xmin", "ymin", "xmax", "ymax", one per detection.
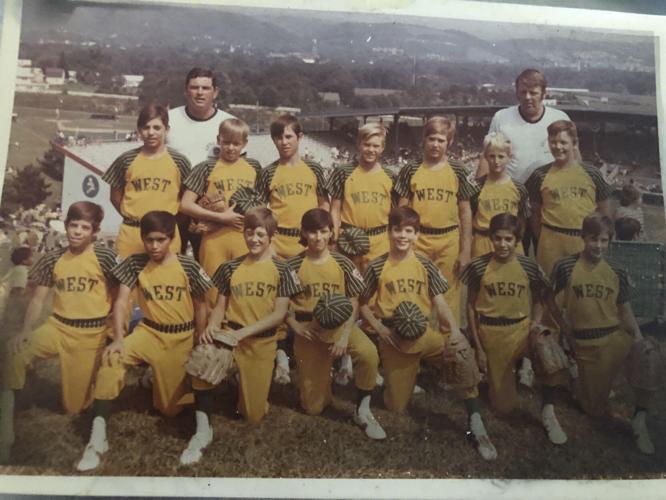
[
  {"xmin": 53, "ymin": 313, "xmax": 108, "ymax": 329},
  {"xmin": 226, "ymin": 320, "xmax": 276, "ymax": 338},
  {"xmin": 122, "ymin": 217, "xmax": 141, "ymax": 228},
  {"xmin": 573, "ymin": 325, "xmax": 618, "ymax": 340},
  {"xmin": 543, "ymin": 223, "xmax": 581, "ymax": 236},
  {"xmin": 142, "ymin": 318, "xmax": 194, "ymax": 334},
  {"xmin": 341, "ymin": 222, "xmax": 387, "ymax": 236},
  {"xmin": 473, "ymin": 227, "xmax": 489, "ymax": 237},
  {"xmin": 276, "ymin": 226, "xmax": 301, "ymax": 237},
  {"xmin": 478, "ymin": 314, "xmax": 528, "ymax": 326},
  {"xmin": 419, "ymin": 224, "xmax": 458, "ymax": 235},
  {"xmin": 294, "ymin": 312, "xmax": 314, "ymax": 322}
]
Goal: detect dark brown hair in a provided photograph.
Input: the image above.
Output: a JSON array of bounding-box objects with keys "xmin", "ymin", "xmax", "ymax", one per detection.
[
  {"xmin": 270, "ymin": 113, "xmax": 302, "ymax": 139},
  {"xmin": 244, "ymin": 207, "xmax": 278, "ymax": 238},
  {"xmin": 489, "ymin": 213, "xmax": 523, "ymax": 240},
  {"xmin": 388, "ymin": 206, "xmax": 420, "ymax": 232},
  {"xmin": 140, "ymin": 211, "xmax": 176, "ymax": 239},
  {"xmin": 299, "ymin": 208, "xmax": 334, "ymax": 246},
  {"xmin": 65, "ymin": 201, "xmax": 104, "ymax": 232},
  {"xmin": 137, "ymin": 103, "xmax": 169, "ymax": 129}
]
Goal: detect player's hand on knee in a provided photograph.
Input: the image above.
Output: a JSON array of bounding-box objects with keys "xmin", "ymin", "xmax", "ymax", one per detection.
[
  {"xmin": 329, "ymin": 338, "xmax": 348, "ymax": 358},
  {"xmin": 103, "ymin": 340, "xmax": 125, "ymax": 365},
  {"xmin": 8, "ymin": 331, "xmax": 31, "ymax": 354}
]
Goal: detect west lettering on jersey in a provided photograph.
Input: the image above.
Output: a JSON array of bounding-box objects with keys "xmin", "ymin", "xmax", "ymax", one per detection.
[
  {"xmin": 548, "ymin": 186, "xmax": 589, "ymax": 202},
  {"xmin": 230, "ymin": 280, "xmax": 276, "ymax": 298},
  {"xmin": 275, "ymin": 182, "xmax": 314, "ymax": 198},
  {"xmin": 385, "ymin": 278, "xmax": 425, "ymax": 295},
  {"xmin": 480, "ymin": 198, "xmax": 518, "ymax": 213},
  {"xmin": 302, "ymin": 282, "xmax": 342, "ymax": 298},
  {"xmin": 483, "ymin": 281, "xmax": 526, "ymax": 298},
  {"xmin": 213, "ymin": 177, "xmax": 253, "ymax": 192},
  {"xmin": 415, "ymin": 187, "xmax": 454, "ymax": 203},
  {"xmin": 349, "ymin": 191, "xmax": 388, "ymax": 204},
  {"xmin": 141, "ymin": 285, "xmax": 187, "ymax": 301},
  {"xmin": 55, "ymin": 276, "xmax": 100, "ymax": 293},
  {"xmin": 131, "ymin": 177, "xmax": 172, "ymax": 193},
  {"xmin": 572, "ymin": 283, "xmax": 614, "ymax": 300}
]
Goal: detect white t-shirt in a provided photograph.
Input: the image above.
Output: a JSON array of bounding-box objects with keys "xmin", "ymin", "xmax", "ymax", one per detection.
[
  {"xmin": 167, "ymin": 106, "xmax": 236, "ymax": 166},
  {"xmin": 488, "ymin": 105, "xmax": 570, "ymax": 183}
]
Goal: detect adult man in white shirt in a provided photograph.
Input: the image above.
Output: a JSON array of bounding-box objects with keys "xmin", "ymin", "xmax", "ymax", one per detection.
[
  {"xmin": 167, "ymin": 68, "xmax": 236, "ymax": 256},
  {"xmin": 477, "ymin": 69, "xmax": 570, "ymax": 184}
]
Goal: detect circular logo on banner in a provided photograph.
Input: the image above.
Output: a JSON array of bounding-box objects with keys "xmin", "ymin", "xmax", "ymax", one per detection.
[{"xmin": 82, "ymin": 175, "xmax": 100, "ymax": 198}]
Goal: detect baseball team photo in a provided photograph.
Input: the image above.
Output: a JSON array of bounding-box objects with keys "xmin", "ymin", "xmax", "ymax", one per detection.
[{"xmin": 0, "ymin": 0, "xmax": 664, "ymax": 486}]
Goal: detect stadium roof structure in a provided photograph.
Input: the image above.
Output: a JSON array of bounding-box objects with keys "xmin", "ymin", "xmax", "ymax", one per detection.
[{"xmin": 298, "ymin": 103, "xmax": 657, "ymax": 122}]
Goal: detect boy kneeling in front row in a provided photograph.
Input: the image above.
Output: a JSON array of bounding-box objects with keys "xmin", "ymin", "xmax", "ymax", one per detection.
[
  {"xmin": 77, "ymin": 211, "xmax": 213, "ymax": 471},
  {"xmin": 181, "ymin": 207, "xmax": 302, "ymax": 465},
  {"xmin": 359, "ymin": 206, "xmax": 497, "ymax": 460}
]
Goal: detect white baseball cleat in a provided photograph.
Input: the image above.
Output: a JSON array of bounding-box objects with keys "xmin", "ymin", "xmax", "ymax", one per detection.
[
  {"xmin": 180, "ymin": 426, "xmax": 213, "ymax": 465},
  {"xmin": 412, "ymin": 384, "xmax": 425, "ymax": 395},
  {"xmin": 375, "ymin": 373, "xmax": 384, "ymax": 386},
  {"xmin": 273, "ymin": 364, "xmax": 291, "ymax": 385},
  {"xmin": 334, "ymin": 354, "xmax": 354, "ymax": 386},
  {"xmin": 139, "ymin": 366, "xmax": 154, "ymax": 389},
  {"xmin": 76, "ymin": 440, "xmax": 108, "ymax": 472},
  {"xmin": 518, "ymin": 357, "xmax": 535, "ymax": 388},
  {"xmin": 469, "ymin": 413, "xmax": 498, "ymax": 460},
  {"xmin": 353, "ymin": 409, "xmax": 387, "ymax": 440},
  {"xmin": 542, "ymin": 404, "xmax": 567, "ymax": 445},
  {"xmin": 632, "ymin": 412, "xmax": 655, "ymax": 455}
]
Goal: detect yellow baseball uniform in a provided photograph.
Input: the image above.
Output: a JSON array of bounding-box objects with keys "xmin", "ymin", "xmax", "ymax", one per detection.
[
  {"xmin": 201, "ymin": 254, "xmax": 301, "ymax": 423},
  {"xmin": 394, "ymin": 159, "xmax": 476, "ymax": 324},
  {"xmin": 256, "ymin": 159, "xmax": 327, "ymax": 259},
  {"xmin": 2, "ymin": 245, "xmax": 117, "ymax": 414},
  {"xmin": 470, "ymin": 176, "xmax": 529, "ymax": 258},
  {"xmin": 102, "ymin": 147, "xmax": 191, "ymax": 257},
  {"xmin": 551, "ymin": 254, "xmax": 648, "ymax": 416},
  {"xmin": 360, "ymin": 252, "xmax": 477, "ymax": 411},
  {"xmin": 526, "ymin": 162, "xmax": 612, "ymax": 276},
  {"xmin": 287, "ymin": 251, "xmax": 378, "ymax": 415},
  {"xmin": 461, "ymin": 253, "xmax": 549, "ymax": 414},
  {"xmin": 93, "ymin": 253, "xmax": 213, "ymax": 417},
  {"xmin": 184, "ymin": 156, "xmax": 262, "ymax": 305},
  {"xmin": 327, "ymin": 164, "xmax": 395, "ymax": 271}
]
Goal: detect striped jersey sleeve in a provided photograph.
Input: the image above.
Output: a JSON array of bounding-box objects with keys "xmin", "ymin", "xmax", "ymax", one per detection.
[
  {"xmin": 168, "ymin": 148, "xmax": 192, "ymax": 184},
  {"xmin": 111, "ymin": 254, "xmax": 150, "ymax": 289},
  {"xmin": 177, "ymin": 254, "xmax": 214, "ymax": 298},
  {"xmin": 393, "ymin": 161, "xmax": 420, "ymax": 199},
  {"xmin": 582, "ymin": 164, "xmax": 613, "ymax": 202},
  {"xmin": 255, "ymin": 162, "xmax": 278, "ymax": 204},
  {"xmin": 326, "ymin": 164, "xmax": 355, "ymax": 200},
  {"xmin": 450, "ymin": 159, "xmax": 477, "ymax": 201},
  {"xmin": 101, "ymin": 147, "xmax": 141, "ymax": 190},
  {"xmin": 331, "ymin": 251, "xmax": 365, "ymax": 297},
  {"xmin": 468, "ymin": 175, "xmax": 487, "ymax": 213},
  {"xmin": 183, "ymin": 159, "xmax": 217, "ymax": 196},
  {"xmin": 525, "ymin": 165, "xmax": 549, "ymax": 205},
  {"xmin": 28, "ymin": 248, "xmax": 67, "ymax": 287},
  {"xmin": 360, "ymin": 253, "xmax": 389, "ymax": 303},
  {"xmin": 245, "ymin": 157, "xmax": 263, "ymax": 176},
  {"xmin": 93, "ymin": 245, "xmax": 120, "ymax": 282},
  {"xmin": 517, "ymin": 254, "xmax": 551, "ymax": 292},
  {"xmin": 514, "ymin": 180, "xmax": 531, "ymax": 219},
  {"xmin": 460, "ymin": 253, "xmax": 492, "ymax": 293},
  {"xmin": 304, "ymin": 159, "xmax": 328, "ymax": 198},
  {"xmin": 212, "ymin": 255, "xmax": 245, "ymax": 296},
  {"xmin": 551, "ymin": 254, "xmax": 578, "ymax": 296},
  {"xmin": 273, "ymin": 256, "xmax": 303, "ymax": 297},
  {"xmin": 416, "ymin": 253, "xmax": 450, "ymax": 297},
  {"xmin": 607, "ymin": 258, "xmax": 633, "ymax": 304}
]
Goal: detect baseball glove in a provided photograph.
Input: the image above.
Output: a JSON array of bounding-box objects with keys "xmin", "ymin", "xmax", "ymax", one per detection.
[
  {"xmin": 184, "ymin": 342, "xmax": 236, "ymax": 385},
  {"xmin": 625, "ymin": 336, "xmax": 664, "ymax": 392},
  {"xmin": 442, "ymin": 334, "xmax": 481, "ymax": 390},
  {"xmin": 188, "ymin": 191, "xmax": 227, "ymax": 235},
  {"xmin": 529, "ymin": 326, "xmax": 569, "ymax": 375}
]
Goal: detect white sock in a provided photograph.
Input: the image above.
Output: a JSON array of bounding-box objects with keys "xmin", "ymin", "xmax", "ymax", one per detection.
[
  {"xmin": 276, "ymin": 349, "xmax": 289, "ymax": 367},
  {"xmin": 195, "ymin": 411, "xmax": 211, "ymax": 434},
  {"xmin": 90, "ymin": 416, "xmax": 107, "ymax": 451},
  {"xmin": 357, "ymin": 394, "xmax": 371, "ymax": 414},
  {"xmin": 0, "ymin": 390, "xmax": 15, "ymax": 446}
]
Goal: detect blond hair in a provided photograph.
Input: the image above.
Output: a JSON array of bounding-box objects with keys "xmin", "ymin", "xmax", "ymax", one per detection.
[
  {"xmin": 357, "ymin": 123, "xmax": 386, "ymax": 144},
  {"xmin": 482, "ymin": 131, "xmax": 512, "ymax": 157},
  {"xmin": 218, "ymin": 118, "xmax": 250, "ymax": 143},
  {"xmin": 423, "ymin": 116, "xmax": 455, "ymax": 143}
]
